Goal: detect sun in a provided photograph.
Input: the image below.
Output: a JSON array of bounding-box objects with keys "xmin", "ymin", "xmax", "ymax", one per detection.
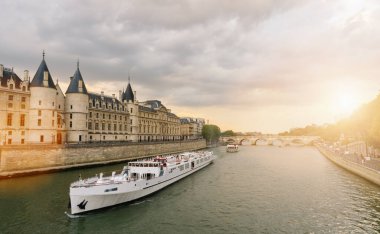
[{"xmin": 334, "ymin": 88, "xmax": 360, "ymax": 116}]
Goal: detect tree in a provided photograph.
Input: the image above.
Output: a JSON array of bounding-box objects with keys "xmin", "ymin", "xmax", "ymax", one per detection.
[
  {"xmin": 221, "ymin": 130, "xmax": 235, "ymax": 137},
  {"xmin": 202, "ymin": 125, "xmax": 221, "ymax": 144}
]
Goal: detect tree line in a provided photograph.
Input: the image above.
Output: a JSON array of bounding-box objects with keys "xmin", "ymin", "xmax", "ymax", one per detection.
[{"xmin": 279, "ymin": 94, "xmax": 380, "ymax": 147}]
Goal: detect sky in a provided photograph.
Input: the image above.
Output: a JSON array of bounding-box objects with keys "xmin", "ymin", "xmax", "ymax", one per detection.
[{"xmin": 1, "ymin": 0, "xmax": 380, "ymax": 133}]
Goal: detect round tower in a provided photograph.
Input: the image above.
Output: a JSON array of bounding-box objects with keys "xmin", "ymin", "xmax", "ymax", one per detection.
[
  {"xmin": 65, "ymin": 61, "xmax": 89, "ymax": 143},
  {"xmin": 28, "ymin": 52, "xmax": 58, "ymax": 144}
]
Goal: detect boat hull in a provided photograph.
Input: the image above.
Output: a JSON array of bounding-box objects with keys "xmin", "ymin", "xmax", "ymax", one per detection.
[{"xmin": 69, "ymin": 158, "xmax": 214, "ymax": 214}]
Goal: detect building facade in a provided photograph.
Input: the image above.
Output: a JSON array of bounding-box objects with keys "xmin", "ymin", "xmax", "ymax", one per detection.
[
  {"xmin": 180, "ymin": 117, "xmax": 205, "ymax": 140},
  {"xmin": 1, "ymin": 54, "xmax": 187, "ymax": 145}
]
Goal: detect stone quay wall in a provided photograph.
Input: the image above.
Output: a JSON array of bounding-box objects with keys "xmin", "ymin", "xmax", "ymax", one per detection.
[
  {"xmin": 316, "ymin": 144, "xmax": 380, "ymax": 186},
  {"xmin": 0, "ymin": 140, "xmax": 206, "ymax": 177}
]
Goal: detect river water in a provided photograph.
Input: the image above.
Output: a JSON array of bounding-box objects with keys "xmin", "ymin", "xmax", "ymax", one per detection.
[{"xmin": 1, "ymin": 146, "xmax": 380, "ymax": 233}]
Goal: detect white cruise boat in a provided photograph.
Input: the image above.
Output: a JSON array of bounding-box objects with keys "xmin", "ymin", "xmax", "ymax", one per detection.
[
  {"xmin": 68, "ymin": 151, "xmax": 215, "ymax": 215},
  {"xmin": 226, "ymin": 144, "xmax": 239, "ymax": 153}
]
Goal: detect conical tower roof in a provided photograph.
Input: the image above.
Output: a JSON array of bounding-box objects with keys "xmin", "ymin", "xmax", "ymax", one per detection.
[
  {"xmin": 122, "ymin": 82, "xmax": 134, "ymax": 102},
  {"xmin": 65, "ymin": 61, "xmax": 88, "ymax": 94},
  {"xmin": 30, "ymin": 52, "xmax": 56, "ymax": 89}
]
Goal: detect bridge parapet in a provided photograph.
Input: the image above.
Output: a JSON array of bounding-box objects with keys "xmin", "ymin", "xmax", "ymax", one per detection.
[{"xmin": 220, "ymin": 135, "xmax": 320, "ymax": 146}]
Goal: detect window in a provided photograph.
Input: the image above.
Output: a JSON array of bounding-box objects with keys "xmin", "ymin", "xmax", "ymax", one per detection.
[
  {"xmin": 108, "ymin": 124, "xmax": 111, "ymax": 131},
  {"xmin": 58, "ymin": 104, "xmax": 61, "ymax": 109},
  {"xmin": 70, "ymin": 113, "xmax": 72, "ymax": 119},
  {"xmin": 115, "ymin": 136, "xmax": 117, "ymax": 140},
  {"xmin": 21, "ymin": 97, "xmax": 26, "ymax": 102},
  {"xmin": 114, "ymin": 124, "xmax": 117, "ymax": 131},
  {"xmin": 40, "ymin": 135, "xmax": 44, "ymax": 142},
  {"xmin": 8, "ymin": 131, "xmax": 12, "ymax": 135},
  {"xmin": 38, "ymin": 119, "xmax": 41, "ymax": 126},
  {"xmin": 114, "ymin": 115, "xmax": 116, "ymax": 120},
  {"xmin": 102, "ymin": 123, "xmax": 105, "ymax": 130},
  {"xmin": 52, "ymin": 120, "xmax": 54, "ymax": 126},
  {"xmin": 57, "ymin": 116, "xmax": 61, "ymax": 125},
  {"xmin": 89, "ymin": 112, "xmax": 92, "ymax": 118},
  {"xmin": 39, "ymin": 100, "xmax": 41, "ymax": 105},
  {"xmin": 21, "ymin": 104, "xmax": 26, "ymax": 109},
  {"xmin": 52, "ymin": 111, "xmax": 54, "ymax": 117},
  {"xmin": 20, "ymin": 114, "xmax": 25, "ymax": 127},
  {"xmin": 7, "ymin": 139, "xmax": 12, "ymax": 145},
  {"xmin": 8, "ymin": 103, "xmax": 13, "ymax": 108},
  {"xmin": 120, "ymin": 116, "xmax": 122, "ymax": 120},
  {"xmin": 70, "ymin": 105, "xmax": 73, "ymax": 109},
  {"xmin": 8, "ymin": 95, "xmax": 13, "ymax": 101},
  {"xmin": 130, "ymin": 108, "xmax": 133, "ymax": 113},
  {"xmin": 70, "ymin": 121, "xmax": 72, "ymax": 128},
  {"xmin": 96, "ymin": 113, "xmax": 99, "ymax": 118},
  {"xmin": 95, "ymin": 123, "xmax": 99, "ymax": 130},
  {"xmin": 21, "ymin": 139, "xmax": 25, "ymax": 144},
  {"xmin": 22, "ymin": 86, "xmax": 26, "ymax": 91},
  {"xmin": 21, "ymin": 131, "xmax": 25, "ymax": 136},
  {"xmin": 52, "ymin": 102, "xmax": 54, "ymax": 106},
  {"xmin": 9, "ymin": 84, "xmax": 13, "ymax": 90},
  {"xmin": 88, "ymin": 122, "xmax": 92, "ymax": 130},
  {"xmin": 109, "ymin": 114, "xmax": 111, "ymax": 119},
  {"xmin": 103, "ymin": 113, "xmax": 105, "ymax": 119},
  {"xmin": 38, "ymin": 110, "xmax": 42, "ymax": 116},
  {"xmin": 7, "ymin": 113, "xmax": 12, "ymax": 126}
]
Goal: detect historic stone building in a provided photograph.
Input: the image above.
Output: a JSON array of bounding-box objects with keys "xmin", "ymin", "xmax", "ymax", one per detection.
[
  {"xmin": 180, "ymin": 117, "xmax": 205, "ymax": 140},
  {"xmin": 0, "ymin": 65, "xmax": 30, "ymax": 145},
  {"xmin": 0, "ymin": 53, "xmax": 185, "ymax": 145}
]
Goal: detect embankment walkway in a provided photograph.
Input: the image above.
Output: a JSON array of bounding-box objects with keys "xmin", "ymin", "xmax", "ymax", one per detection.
[{"xmin": 316, "ymin": 144, "xmax": 380, "ymax": 186}]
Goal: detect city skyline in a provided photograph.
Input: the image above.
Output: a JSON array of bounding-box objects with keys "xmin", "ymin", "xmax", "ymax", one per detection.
[{"xmin": 2, "ymin": 0, "xmax": 380, "ymax": 133}]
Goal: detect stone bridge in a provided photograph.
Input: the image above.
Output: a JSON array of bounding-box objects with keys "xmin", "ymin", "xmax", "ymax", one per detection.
[{"xmin": 220, "ymin": 135, "xmax": 320, "ymax": 146}]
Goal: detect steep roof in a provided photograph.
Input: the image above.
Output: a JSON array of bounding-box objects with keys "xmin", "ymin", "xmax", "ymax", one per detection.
[
  {"xmin": 30, "ymin": 55, "xmax": 56, "ymax": 89},
  {"xmin": 89, "ymin": 92, "xmax": 123, "ymax": 107},
  {"xmin": 0, "ymin": 68, "xmax": 23, "ymax": 89},
  {"xmin": 122, "ymin": 83, "xmax": 134, "ymax": 102},
  {"xmin": 66, "ymin": 64, "xmax": 88, "ymax": 94}
]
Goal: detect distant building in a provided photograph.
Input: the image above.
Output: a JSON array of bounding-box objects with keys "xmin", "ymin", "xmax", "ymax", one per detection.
[
  {"xmin": 0, "ymin": 53, "xmax": 191, "ymax": 145},
  {"xmin": 180, "ymin": 117, "xmax": 205, "ymax": 140}
]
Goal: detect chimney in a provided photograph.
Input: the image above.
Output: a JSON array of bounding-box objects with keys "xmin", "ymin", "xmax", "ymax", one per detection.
[
  {"xmin": 24, "ymin": 70, "xmax": 29, "ymax": 81},
  {"xmin": 133, "ymin": 91, "xmax": 137, "ymax": 101},
  {"xmin": 0, "ymin": 64, "xmax": 3, "ymax": 78},
  {"xmin": 101, "ymin": 91, "xmax": 104, "ymax": 96},
  {"xmin": 43, "ymin": 71, "xmax": 48, "ymax": 87},
  {"xmin": 119, "ymin": 90, "xmax": 122, "ymax": 101}
]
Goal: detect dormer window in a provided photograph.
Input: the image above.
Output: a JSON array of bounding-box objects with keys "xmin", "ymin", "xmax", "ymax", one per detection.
[{"xmin": 9, "ymin": 84, "xmax": 13, "ymax": 90}]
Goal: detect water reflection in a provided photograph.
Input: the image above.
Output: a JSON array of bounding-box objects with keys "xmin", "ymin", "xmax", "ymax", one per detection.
[{"xmin": 0, "ymin": 146, "xmax": 379, "ymax": 233}]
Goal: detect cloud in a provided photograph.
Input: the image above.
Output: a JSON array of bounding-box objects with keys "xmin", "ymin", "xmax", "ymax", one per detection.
[{"xmin": 1, "ymin": 0, "xmax": 380, "ymax": 132}]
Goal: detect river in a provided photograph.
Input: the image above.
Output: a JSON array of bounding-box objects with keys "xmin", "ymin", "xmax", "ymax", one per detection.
[{"xmin": 1, "ymin": 146, "xmax": 379, "ymax": 233}]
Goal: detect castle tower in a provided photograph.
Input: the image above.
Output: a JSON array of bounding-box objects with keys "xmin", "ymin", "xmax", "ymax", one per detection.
[
  {"xmin": 28, "ymin": 51, "xmax": 58, "ymax": 144},
  {"xmin": 64, "ymin": 61, "xmax": 89, "ymax": 143},
  {"xmin": 122, "ymin": 79, "xmax": 139, "ymax": 142}
]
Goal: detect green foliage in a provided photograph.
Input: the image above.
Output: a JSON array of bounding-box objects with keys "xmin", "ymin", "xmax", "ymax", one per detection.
[
  {"xmin": 202, "ymin": 125, "xmax": 221, "ymax": 144},
  {"xmin": 279, "ymin": 94, "xmax": 380, "ymax": 147},
  {"xmin": 221, "ymin": 130, "xmax": 235, "ymax": 137}
]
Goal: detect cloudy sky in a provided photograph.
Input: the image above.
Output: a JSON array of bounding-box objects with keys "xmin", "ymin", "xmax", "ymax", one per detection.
[{"xmin": 1, "ymin": 0, "xmax": 380, "ymax": 133}]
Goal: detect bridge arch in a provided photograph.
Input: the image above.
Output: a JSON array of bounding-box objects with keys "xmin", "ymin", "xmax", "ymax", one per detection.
[
  {"xmin": 254, "ymin": 138, "xmax": 268, "ymax": 146},
  {"xmin": 240, "ymin": 138, "xmax": 251, "ymax": 145}
]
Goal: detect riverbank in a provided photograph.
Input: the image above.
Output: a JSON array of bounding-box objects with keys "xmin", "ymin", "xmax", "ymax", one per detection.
[
  {"xmin": 0, "ymin": 139, "xmax": 206, "ymax": 178},
  {"xmin": 315, "ymin": 144, "xmax": 380, "ymax": 186}
]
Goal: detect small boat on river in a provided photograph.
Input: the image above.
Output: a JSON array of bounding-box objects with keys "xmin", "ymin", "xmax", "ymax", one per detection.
[
  {"xmin": 67, "ymin": 151, "xmax": 215, "ymax": 215},
  {"xmin": 226, "ymin": 144, "xmax": 239, "ymax": 153}
]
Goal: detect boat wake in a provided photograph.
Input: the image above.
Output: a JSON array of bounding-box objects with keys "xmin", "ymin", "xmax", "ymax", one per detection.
[
  {"xmin": 130, "ymin": 199, "xmax": 153, "ymax": 206},
  {"xmin": 65, "ymin": 211, "xmax": 85, "ymax": 219}
]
